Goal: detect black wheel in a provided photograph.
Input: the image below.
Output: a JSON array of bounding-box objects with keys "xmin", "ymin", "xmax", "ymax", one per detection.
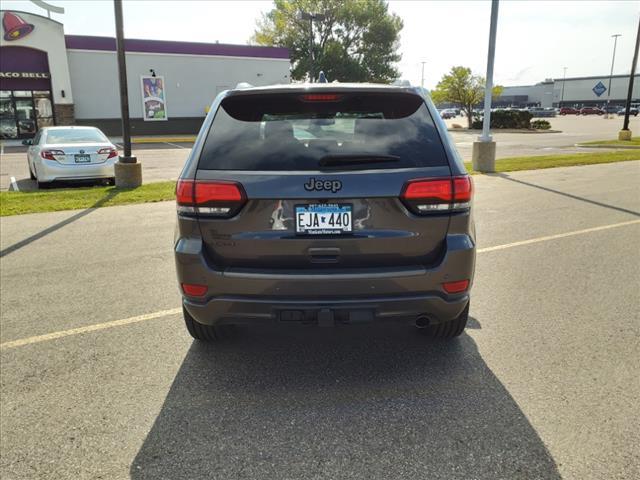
[
  {"xmin": 183, "ymin": 306, "xmax": 233, "ymax": 341},
  {"xmin": 421, "ymin": 303, "xmax": 469, "ymax": 339},
  {"xmin": 108, "ymin": 177, "xmax": 116, "ymax": 186},
  {"xmin": 37, "ymin": 180, "xmax": 51, "ymax": 189}
]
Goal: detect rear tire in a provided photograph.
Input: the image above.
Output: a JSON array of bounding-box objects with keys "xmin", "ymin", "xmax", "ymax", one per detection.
[
  {"xmin": 421, "ymin": 303, "xmax": 469, "ymax": 339},
  {"xmin": 183, "ymin": 306, "xmax": 233, "ymax": 342}
]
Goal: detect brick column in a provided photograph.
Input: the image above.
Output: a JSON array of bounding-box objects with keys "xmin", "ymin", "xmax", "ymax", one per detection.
[{"xmin": 54, "ymin": 104, "xmax": 75, "ymax": 125}]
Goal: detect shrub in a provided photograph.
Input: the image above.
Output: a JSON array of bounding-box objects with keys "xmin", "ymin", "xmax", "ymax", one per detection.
[
  {"xmin": 531, "ymin": 119, "xmax": 551, "ymax": 130},
  {"xmin": 471, "ymin": 109, "xmax": 533, "ymax": 129}
]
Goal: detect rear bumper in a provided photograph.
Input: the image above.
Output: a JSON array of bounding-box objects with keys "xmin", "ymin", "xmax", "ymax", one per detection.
[
  {"xmin": 184, "ymin": 293, "xmax": 470, "ymax": 327},
  {"xmin": 37, "ymin": 158, "xmax": 116, "ymax": 182},
  {"xmin": 176, "ymin": 233, "xmax": 475, "ymax": 326}
]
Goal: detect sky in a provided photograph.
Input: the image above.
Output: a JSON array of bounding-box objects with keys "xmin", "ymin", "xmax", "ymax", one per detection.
[{"xmin": 2, "ymin": 0, "xmax": 638, "ymax": 89}]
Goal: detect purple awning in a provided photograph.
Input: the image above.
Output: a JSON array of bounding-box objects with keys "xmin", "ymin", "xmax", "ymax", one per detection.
[
  {"xmin": 0, "ymin": 46, "xmax": 51, "ymax": 90},
  {"xmin": 64, "ymin": 35, "xmax": 289, "ymax": 60}
]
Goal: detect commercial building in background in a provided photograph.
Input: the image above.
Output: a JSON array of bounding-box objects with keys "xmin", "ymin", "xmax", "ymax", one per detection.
[
  {"xmin": 0, "ymin": 10, "xmax": 290, "ymax": 139},
  {"xmin": 496, "ymin": 74, "xmax": 640, "ymax": 108}
]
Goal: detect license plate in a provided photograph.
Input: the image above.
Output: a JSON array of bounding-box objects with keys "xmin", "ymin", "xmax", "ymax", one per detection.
[
  {"xmin": 74, "ymin": 154, "xmax": 91, "ymax": 163},
  {"xmin": 295, "ymin": 204, "xmax": 352, "ymax": 235}
]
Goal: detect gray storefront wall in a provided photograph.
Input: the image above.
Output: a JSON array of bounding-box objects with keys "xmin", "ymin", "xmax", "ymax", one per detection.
[{"xmin": 498, "ymin": 75, "xmax": 639, "ymax": 108}]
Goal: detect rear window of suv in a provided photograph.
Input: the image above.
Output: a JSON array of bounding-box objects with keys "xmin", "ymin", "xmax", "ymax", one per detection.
[{"xmin": 198, "ymin": 92, "xmax": 448, "ymax": 171}]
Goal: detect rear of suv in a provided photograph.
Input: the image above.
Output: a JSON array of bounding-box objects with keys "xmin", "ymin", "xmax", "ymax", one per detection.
[{"xmin": 174, "ymin": 84, "xmax": 475, "ymax": 341}]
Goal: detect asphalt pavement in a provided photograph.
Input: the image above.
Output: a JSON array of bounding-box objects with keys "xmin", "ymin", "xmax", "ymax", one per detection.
[{"xmin": 1, "ymin": 161, "xmax": 639, "ymax": 479}]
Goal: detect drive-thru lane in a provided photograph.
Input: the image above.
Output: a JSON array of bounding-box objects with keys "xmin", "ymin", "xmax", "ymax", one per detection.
[{"xmin": 1, "ymin": 161, "xmax": 639, "ymax": 479}]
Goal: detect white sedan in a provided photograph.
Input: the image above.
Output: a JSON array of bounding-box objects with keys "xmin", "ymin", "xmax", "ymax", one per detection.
[{"xmin": 25, "ymin": 126, "xmax": 118, "ymax": 188}]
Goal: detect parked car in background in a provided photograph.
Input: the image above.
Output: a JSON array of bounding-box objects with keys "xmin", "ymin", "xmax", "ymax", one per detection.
[
  {"xmin": 579, "ymin": 107, "xmax": 604, "ymax": 115},
  {"xmin": 617, "ymin": 107, "xmax": 639, "ymax": 116},
  {"xmin": 603, "ymin": 105, "xmax": 621, "ymax": 114},
  {"xmin": 529, "ymin": 107, "xmax": 556, "ymax": 118},
  {"xmin": 439, "ymin": 109, "xmax": 455, "ymax": 119},
  {"xmin": 559, "ymin": 107, "xmax": 579, "ymax": 115},
  {"xmin": 24, "ymin": 126, "xmax": 118, "ymax": 188}
]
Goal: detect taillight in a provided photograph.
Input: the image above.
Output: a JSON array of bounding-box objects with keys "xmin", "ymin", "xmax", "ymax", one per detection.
[
  {"xmin": 98, "ymin": 147, "xmax": 118, "ymax": 159},
  {"xmin": 401, "ymin": 176, "xmax": 473, "ymax": 214},
  {"xmin": 41, "ymin": 149, "xmax": 65, "ymax": 161},
  {"xmin": 181, "ymin": 283, "xmax": 208, "ymax": 297},
  {"xmin": 442, "ymin": 279, "xmax": 470, "ymax": 294},
  {"xmin": 176, "ymin": 179, "xmax": 246, "ymax": 217}
]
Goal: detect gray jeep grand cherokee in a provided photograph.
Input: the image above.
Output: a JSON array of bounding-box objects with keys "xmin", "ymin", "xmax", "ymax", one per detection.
[{"xmin": 174, "ymin": 83, "xmax": 475, "ymax": 341}]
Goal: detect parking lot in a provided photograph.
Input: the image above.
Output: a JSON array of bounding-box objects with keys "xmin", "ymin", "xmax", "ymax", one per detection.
[
  {"xmin": 1, "ymin": 115, "xmax": 638, "ymax": 191},
  {"xmin": 1, "ymin": 161, "xmax": 639, "ymax": 479}
]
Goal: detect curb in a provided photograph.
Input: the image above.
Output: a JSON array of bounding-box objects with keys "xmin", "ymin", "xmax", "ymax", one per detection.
[
  {"xmin": 575, "ymin": 143, "xmax": 640, "ymax": 150},
  {"xmin": 448, "ymin": 128, "xmax": 562, "ymax": 134},
  {"xmin": 131, "ymin": 136, "xmax": 196, "ymax": 144}
]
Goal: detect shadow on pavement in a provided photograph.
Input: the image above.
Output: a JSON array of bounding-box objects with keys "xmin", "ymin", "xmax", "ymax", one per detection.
[
  {"xmin": 131, "ymin": 323, "xmax": 560, "ymax": 480},
  {"xmin": 0, "ymin": 189, "xmax": 119, "ymax": 258},
  {"xmin": 494, "ymin": 172, "xmax": 640, "ymax": 217}
]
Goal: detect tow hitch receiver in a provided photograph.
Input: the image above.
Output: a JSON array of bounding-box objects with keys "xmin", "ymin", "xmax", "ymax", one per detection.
[{"xmin": 318, "ymin": 309, "xmax": 335, "ymax": 327}]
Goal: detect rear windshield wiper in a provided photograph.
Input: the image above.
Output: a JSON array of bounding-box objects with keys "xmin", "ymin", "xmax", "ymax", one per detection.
[{"xmin": 318, "ymin": 154, "xmax": 400, "ymax": 167}]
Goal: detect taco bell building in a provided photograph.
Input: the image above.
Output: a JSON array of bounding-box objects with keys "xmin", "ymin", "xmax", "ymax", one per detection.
[{"xmin": 0, "ymin": 9, "xmax": 290, "ymax": 140}]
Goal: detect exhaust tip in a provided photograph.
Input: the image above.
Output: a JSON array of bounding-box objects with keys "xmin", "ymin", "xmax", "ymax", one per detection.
[{"xmin": 415, "ymin": 315, "xmax": 431, "ymax": 329}]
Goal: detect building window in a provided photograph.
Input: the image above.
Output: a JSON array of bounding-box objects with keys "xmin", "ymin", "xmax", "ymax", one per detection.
[{"xmin": 0, "ymin": 90, "xmax": 54, "ymax": 139}]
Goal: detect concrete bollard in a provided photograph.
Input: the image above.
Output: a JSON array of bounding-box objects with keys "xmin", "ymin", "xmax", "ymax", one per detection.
[
  {"xmin": 114, "ymin": 160, "xmax": 142, "ymax": 188},
  {"xmin": 472, "ymin": 141, "xmax": 496, "ymax": 173},
  {"xmin": 618, "ymin": 129, "xmax": 632, "ymax": 141}
]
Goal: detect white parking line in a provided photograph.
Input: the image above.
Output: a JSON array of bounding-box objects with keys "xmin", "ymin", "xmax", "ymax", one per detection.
[
  {"xmin": 1, "ymin": 218, "xmax": 639, "ymax": 351},
  {"xmin": 477, "ymin": 219, "xmax": 640, "ymax": 253},
  {"xmin": 10, "ymin": 176, "xmax": 19, "ymax": 191}
]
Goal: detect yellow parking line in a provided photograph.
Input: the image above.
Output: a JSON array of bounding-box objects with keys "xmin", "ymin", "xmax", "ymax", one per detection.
[
  {"xmin": 1, "ymin": 219, "xmax": 639, "ymax": 351},
  {"xmin": 0, "ymin": 308, "xmax": 181, "ymax": 350},
  {"xmin": 131, "ymin": 136, "xmax": 196, "ymax": 144}
]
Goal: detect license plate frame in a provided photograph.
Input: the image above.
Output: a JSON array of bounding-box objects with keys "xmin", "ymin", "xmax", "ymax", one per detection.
[
  {"xmin": 74, "ymin": 154, "xmax": 91, "ymax": 163},
  {"xmin": 295, "ymin": 203, "xmax": 353, "ymax": 235}
]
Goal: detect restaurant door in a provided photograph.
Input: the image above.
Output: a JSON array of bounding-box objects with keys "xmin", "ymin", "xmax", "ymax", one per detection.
[{"xmin": 0, "ymin": 90, "xmax": 54, "ymax": 139}]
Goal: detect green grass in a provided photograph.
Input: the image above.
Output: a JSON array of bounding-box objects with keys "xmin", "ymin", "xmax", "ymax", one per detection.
[
  {"xmin": 0, "ymin": 181, "xmax": 176, "ymax": 216},
  {"xmin": 464, "ymin": 149, "xmax": 640, "ymax": 174},
  {"xmin": 578, "ymin": 137, "xmax": 640, "ymax": 147},
  {"xmin": 1, "ymin": 150, "xmax": 639, "ymax": 216}
]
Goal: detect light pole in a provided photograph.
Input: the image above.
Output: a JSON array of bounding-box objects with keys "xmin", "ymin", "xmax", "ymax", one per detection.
[
  {"xmin": 560, "ymin": 66, "xmax": 567, "ymax": 108},
  {"xmin": 113, "ymin": 0, "xmax": 141, "ymax": 187},
  {"xmin": 606, "ymin": 33, "xmax": 621, "ymax": 118},
  {"xmin": 472, "ymin": 0, "xmax": 499, "ymax": 173},
  {"xmin": 298, "ymin": 11, "xmax": 326, "ymax": 82},
  {"xmin": 619, "ymin": 17, "xmax": 640, "ymax": 140},
  {"xmin": 421, "ymin": 61, "xmax": 426, "ymax": 88}
]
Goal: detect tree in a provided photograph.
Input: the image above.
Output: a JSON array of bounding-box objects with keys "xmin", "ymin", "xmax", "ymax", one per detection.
[
  {"xmin": 431, "ymin": 66, "xmax": 504, "ymax": 128},
  {"xmin": 253, "ymin": 0, "xmax": 403, "ymax": 83}
]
